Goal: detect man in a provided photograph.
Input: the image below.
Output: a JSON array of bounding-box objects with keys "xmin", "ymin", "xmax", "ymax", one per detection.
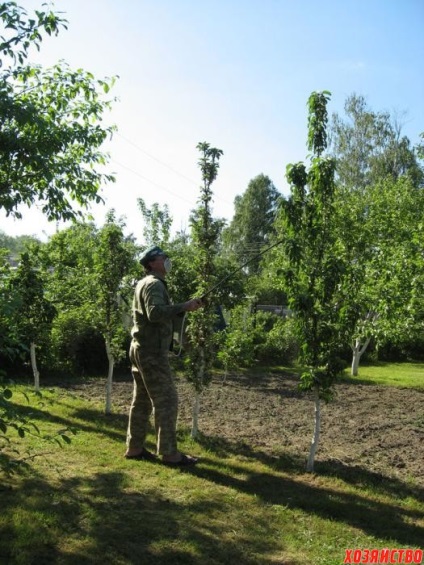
[{"xmin": 125, "ymin": 245, "xmax": 203, "ymax": 466}]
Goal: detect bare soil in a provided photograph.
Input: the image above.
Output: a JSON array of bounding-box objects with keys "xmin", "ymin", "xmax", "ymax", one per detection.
[{"xmin": 69, "ymin": 369, "xmax": 424, "ymax": 486}]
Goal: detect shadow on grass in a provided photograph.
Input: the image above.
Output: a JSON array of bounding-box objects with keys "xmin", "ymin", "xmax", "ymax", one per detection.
[
  {"xmin": 5, "ymin": 395, "xmax": 129, "ymax": 445},
  {"xmin": 192, "ymin": 433, "xmax": 424, "ymax": 548},
  {"xmin": 0, "ymin": 467, "xmax": 290, "ymax": 565}
]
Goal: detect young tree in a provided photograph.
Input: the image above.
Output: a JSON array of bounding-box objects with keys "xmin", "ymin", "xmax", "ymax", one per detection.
[
  {"xmin": 0, "ymin": 2, "xmax": 116, "ymax": 221},
  {"xmin": 0, "ymin": 246, "xmax": 75, "ymax": 475},
  {"xmin": 274, "ymin": 91, "xmax": 351, "ymax": 472},
  {"xmin": 38, "ymin": 223, "xmax": 103, "ymax": 377},
  {"xmin": 93, "ymin": 212, "xmax": 136, "ymax": 414},
  {"xmin": 165, "ymin": 229, "xmax": 244, "ymax": 334},
  {"xmin": 186, "ymin": 142, "xmax": 223, "ymax": 438},
  {"xmin": 11, "ymin": 250, "xmax": 55, "ymax": 390},
  {"xmin": 41, "ymin": 217, "xmax": 137, "ymax": 405}
]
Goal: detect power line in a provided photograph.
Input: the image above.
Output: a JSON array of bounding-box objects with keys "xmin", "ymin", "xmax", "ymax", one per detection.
[
  {"xmin": 117, "ymin": 132, "xmax": 199, "ymax": 186},
  {"xmin": 111, "ymin": 158, "xmax": 195, "ymax": 206},
  {"xmin": 116, "ymin": 132, "xmax": 234, "ymax": 207}
]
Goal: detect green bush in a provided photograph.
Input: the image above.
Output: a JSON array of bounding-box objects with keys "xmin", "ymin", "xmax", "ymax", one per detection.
[
  {"xmin": 49, "ymin": 310, "xmax": 107, "ymax": 376},
  {"xmin": 216, "ymin": 305, "xmax": 256, "ymax": 370},
  {"xmin": 255, "ymin": 314, "xmax": 299, "ymax": 363},
  {"xmin": 217, "ymin": 306, "xmax": 299, "ymax": 370}
]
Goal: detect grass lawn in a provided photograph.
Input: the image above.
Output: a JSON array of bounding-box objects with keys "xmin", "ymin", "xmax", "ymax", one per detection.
[
  {"xmin": 1, "ymin": 362, "xmax": 423, "ymax": 564},
  {"xmin": 342, "ymin": 361, "xmax": 424, "ymax": 388}
]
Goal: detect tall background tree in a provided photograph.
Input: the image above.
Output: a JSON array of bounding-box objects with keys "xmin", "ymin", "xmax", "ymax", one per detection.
[
  {"xmin": 330, "ymin": 93, "xmax": 423, "ymax": 191},
  {"xmin": 137, "ymin": 199, "xmax": 172, "ymax": 247},
  {"xmin": 223, "ymin": 173, "xmax": 281, "ymax": 275}
]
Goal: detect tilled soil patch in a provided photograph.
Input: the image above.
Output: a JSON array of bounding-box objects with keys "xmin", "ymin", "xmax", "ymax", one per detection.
[{"xmin": 64, "ymin": 369, "xmax": 424, "ymax": 487}]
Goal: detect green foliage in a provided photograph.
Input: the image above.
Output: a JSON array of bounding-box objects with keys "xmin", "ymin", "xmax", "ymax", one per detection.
[
  {"xmin": 0, "ymin": 381, "xmax": 76, "ymax": 474},
  {"xmin": 0, "ymin": 1, "xmax": 66, "ymax": 66},
  {"xmin": 137, "ymin": 198, "xmax": 172, "ymax": 246},
  {"xmin": 255, "ymin": 313, "xmax": 299, "ymax": 364},
  {"xmin": 334, "ymin": 174, "xmax": 424, "ymax": 367},
  {"xmin": 307, "ymin": 90, "xmax": 331, "ymax": 156},
  {"xmin": 38, "ymin": 218, "xmax": 138, "ymax": 375},
  {"xmin": 185, "ymin": 142, "xmax": 223, "ymax": 393},
  {"xmin": 275, "ymin": 91, "xmax": 350, "ymax": 398},
  {"xmin": 0, "ymin": 248, "xmax": 24, "ymax": 362},
  {"xmin": 330, "ymin": 94, "xmax": 424, "ymax": 190},
  {"xmin": 416, "ymin": 132, "xmax": 424, "ymax": 161},
  {"xmin": 0, "ymin": 2, "xmax": 117, "ymax": 221},
  {"xmin": 49, "ymin": 309, "xmax": 107, "ymax": 375},
  {"xmin": 217, "ymin": 306, "xmax": 299, "ymax": 371},
  {"xmin": 40, "ymin": 223, "xmax": 98, "ymax": 304},
  {"xmin": 222, "ymin": 173, "xmax": 282, "ymax": 275},
  {"xmin": 93, "ymin": 211, "xmax": 135, "ymax": 362},
  {"xmin": 0, "ymin": 230, "xmax": 41, "ymax": 257},
  {"xmin": 327, "ymin": 98, "xmax": 424, "ymax": 374},
  {"xmin": 10, "ymin": 250, "xmax": 55, "ymax": 347},
  {"xmin": 165, "ymin": 232, "xmax": 198, "ymax": 304},
  {"xmin": 216, "ymin": 305, "xmax": 256, "ymax": 370},
  {"xmin": 166, "ymin": 232, "xmax": 245, "ymax": 325}
]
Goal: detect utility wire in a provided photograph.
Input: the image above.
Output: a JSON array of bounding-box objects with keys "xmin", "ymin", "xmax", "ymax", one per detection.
[
  {"xmin": 111, "ymin": 158, "xmax": 195, "ymax": 205},
  {"xmin": 117, "ymin": 132, "xmax": 199, "ymax": 187},
  {"xmin": 116, "ymin": 132, "xmax": 234, "ymax": 207}
]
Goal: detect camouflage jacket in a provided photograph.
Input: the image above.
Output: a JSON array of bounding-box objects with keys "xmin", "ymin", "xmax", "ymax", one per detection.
[{"xmin": 131, "ymin": 272, "xmax": 185, "ymax": 354}]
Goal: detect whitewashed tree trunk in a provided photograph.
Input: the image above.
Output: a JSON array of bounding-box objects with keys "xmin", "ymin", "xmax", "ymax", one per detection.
[
  {"xmin": 105, "ymin": 338, "xmax": 114, "ymax": 414},
  {"xmin": 30, "ymin": 341, "xmax": 40, "ymax": 392},
  {"xmin": 306, "ymin": 385, "xmax": 321, "ymax": 473},
  {"xmin": 191, "ymin": 348, "xmax": 205, "ymax": 438},
  {"xmin": 351, "ymin": 336, "xmax": 371, "ymax": 376},
  {"xmin": 191, "ymin": 391, "xmax": 201, "ymax": 438}
]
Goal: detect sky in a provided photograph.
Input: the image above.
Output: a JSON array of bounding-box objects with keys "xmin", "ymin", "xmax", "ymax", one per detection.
[{"xmin": 1, "ymin": 0, "xmax": 423, "ymax": 244}]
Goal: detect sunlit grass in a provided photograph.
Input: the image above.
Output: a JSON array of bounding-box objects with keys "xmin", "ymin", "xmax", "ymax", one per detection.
[{"xmin": 342, "ymin": 362, "xmax": 424, "ymax": 388}]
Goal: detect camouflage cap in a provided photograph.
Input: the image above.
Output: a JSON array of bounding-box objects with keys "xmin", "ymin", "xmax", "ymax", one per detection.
[{"xmin": 139, "ymin": 245, "xmax": 167, "ymax": 267}]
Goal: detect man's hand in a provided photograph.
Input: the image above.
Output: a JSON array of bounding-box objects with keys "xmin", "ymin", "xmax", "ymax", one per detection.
[{"xmin": 184, "ymin": 298, "xmax": 204, "ymax": 312}]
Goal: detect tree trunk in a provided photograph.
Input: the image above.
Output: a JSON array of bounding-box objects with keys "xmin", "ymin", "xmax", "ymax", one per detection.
[
  {"xmin": 191, "ymin": 348, "xmax": 205, "ymax": 438},
  {"xmin": 191, "ymin": 391, "xmax": 201, "ymax": 438},
  {"xmin": 30, "ymin": 341, "xmax": 40, "ymax": 392},
  {"xmin": 306, "ymin": 385, "xmax": 321, "ymax": 473},
  {"xmin": 351, "ymin": 336, "xmax": 371, "ymax": 376},
  {"xmin": 105, "ymin": 338, "xmax": 114, "ymax": 414}
]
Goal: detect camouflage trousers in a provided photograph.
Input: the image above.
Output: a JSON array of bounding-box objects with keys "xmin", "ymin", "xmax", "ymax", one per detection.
[{"xmin": 126, "ymin": 341, "xmax": 178, "ymax": 456}]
